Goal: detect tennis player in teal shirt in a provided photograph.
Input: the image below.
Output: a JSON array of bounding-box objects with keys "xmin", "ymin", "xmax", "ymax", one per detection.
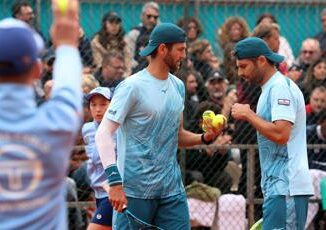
[
  {"xmin": 231, "ymin": 37, "xmax": 314, "ymax": 230},
  {"xmin": 96, "ymin": 23, "xmax": 223, "ymax": 229}
]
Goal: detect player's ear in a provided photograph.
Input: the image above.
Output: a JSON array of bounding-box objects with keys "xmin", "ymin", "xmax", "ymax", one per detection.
[
  {"xmin": 258, "ymin": 55, "xmax": 267, "ymax": 66},
  {"xmin": 157, "ymin": 43, "xmax": 167, "ymax": 56}
]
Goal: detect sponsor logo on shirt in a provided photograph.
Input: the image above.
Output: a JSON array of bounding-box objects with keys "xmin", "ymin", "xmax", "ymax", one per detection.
[
  {"xmin": 278, "ymin": 99, "xmax": 290, "ymax": 106},
  {"xmin": 108, "ymin": 109, "xmax": 117, "ymax": 116}
]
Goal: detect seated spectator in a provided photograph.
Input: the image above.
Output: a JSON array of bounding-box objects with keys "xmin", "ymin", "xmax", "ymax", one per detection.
[
  {"xmin": 91, "ymin": 11, "xmax": 131, "ymax": 75},
  {"xmin": 11, "ymin": 0, "xmax": 45, "ymax": 41},
  {"xmin": 177, "ymin": 16, "xmax": 203, "ymax": 52},
  {"xmin": 178, "ymin": 68, "xmax": 204, "ymax": 129},
  {"xmin": 256, "ymin": 13, "xmax": 294, "ymax": 67},
  {"xmin": 218, "ymin": 16, "xmax": 250, "ymax": 51},
  {"xmin": 315, "ymin": 8, "xmax": 326, "ymax": 54},
  {"xmin": 252, "ymin": 23, "xmax": 288, "ymax": 75},
  {"xmin": 82, "ymin": 74, "xmax": 100, "ymax": 123},
  {"xmin": 205, "ymin": 72, "xmax": 237, "ymax": 125},
  {"xmin": 288, "ymin": 38, "xmax": 322, "ymax": 83},
  {"xmin": 124, "ymin": 1, "xmax": 160, "ymax": 73},
  {"xmin": 306, "ymin": 86, "xmax": 326, "ymax": 125},
  {"xmin": 94, "ymin": 51, "xmax": 125, "ymax": 93},
  {"xmin": 78, "ymin": 27, "xmax": 94, "ymax": 70},
  {"xmin": 218, "ymin": 16, "xmax": 249, "ymax": 83},
  {"xmin": 300, "ymin": 58, "xmax": 326, "ymax": 102},
  {"xmin": 66, "ymin": 177, "xmax": 85, "ymax": 230},
  {"xmin": 205, "ymin": 72, "xmax": 229, "ymax": 107},
  {"xmin": 307, "ymin": 109, "xmax": 326, "ymax": 170},
  {"xmin": 189, "ymin": 39, "xmax": 220, "ymax": 81},
  {"xmin": 82, "ymin": 73, "xmax": 100, "ymax": 94},
  {"xmin": 306, "ymin": 109, "xmax": 326, "ymax": 228},
  {"xmin": 186, "ymin": 101, "xmax": 233, "ymax": 193}
]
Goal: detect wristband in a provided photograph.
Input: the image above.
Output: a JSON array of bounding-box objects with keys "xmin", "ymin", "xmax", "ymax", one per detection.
[
  {"xmin": 201, "ymin": 133, "xmax": 214, "ymax": 145},
  {"xmin": 104, "ymin": 164, "xmax": 122, "ymax": 186}
]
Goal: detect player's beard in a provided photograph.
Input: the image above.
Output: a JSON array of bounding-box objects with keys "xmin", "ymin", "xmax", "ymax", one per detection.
[
  {"xmin": 247, "ymin": 62, "xmax": 264, "ymax": 85},
  {"xmin": 164, "ymin": 53, "xmax": 180, "ymax": 73}
]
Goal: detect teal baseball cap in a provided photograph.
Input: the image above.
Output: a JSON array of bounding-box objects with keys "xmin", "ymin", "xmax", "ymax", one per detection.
[
  {"xmin": 233, "ymin": 37, "xmax": 284, "ymax": 64},
  {"xmin": 139, "ymin": 23, "xmax": 186, "ymax": 57}
]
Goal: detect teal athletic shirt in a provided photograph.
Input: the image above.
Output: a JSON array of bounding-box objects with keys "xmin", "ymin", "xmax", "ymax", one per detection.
[
  {"xmin": 106, "ymin": 69, "xmax": 185, "ymax": 199},
  {"xmin": 256, "ymin": 71, "xmax": 313, "ymax": 198}
]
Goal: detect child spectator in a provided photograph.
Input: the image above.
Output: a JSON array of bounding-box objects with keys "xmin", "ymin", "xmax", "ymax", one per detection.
[{"xmin": 82, "ymin": 87, "xmax": 114, "ymax": 230}]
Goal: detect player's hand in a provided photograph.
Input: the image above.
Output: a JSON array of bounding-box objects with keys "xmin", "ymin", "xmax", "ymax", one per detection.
[
  {"xmin": 51, "ymin": 0, "xmax": 79, "ymax": 48},
  {"xmin": 103, "ymin": 183, "xmax": 128, "ymax": 212},
  {"xmin": 203, "ymin": 119, "xmax": 224, "ymax": 144},
  {"xmin": 231, "ymin": 103, "xmax": 252, "ymax": 120}
]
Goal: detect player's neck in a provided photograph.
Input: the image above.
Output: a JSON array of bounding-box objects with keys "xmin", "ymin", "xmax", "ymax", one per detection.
[
  {"xmin": 147, "ymin": 61, "xmax": 169, "ymax": 80},
  {"xmin": 260, "ymin": 66, "xmax": 277, "ymax": 86}
]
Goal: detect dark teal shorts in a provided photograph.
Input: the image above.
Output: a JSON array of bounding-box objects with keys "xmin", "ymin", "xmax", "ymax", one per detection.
[
  {"xmin": 113, "ymin": 193, "xmax": 190, "ymax": 230},
  {"xmin": 263, "ymin": 195, "xmax": 309, "ymax": 230}
]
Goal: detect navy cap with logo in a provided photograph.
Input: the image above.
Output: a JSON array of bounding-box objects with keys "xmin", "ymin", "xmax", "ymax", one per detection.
[
  {"xmin": 233, "ymin": 37, "xmax": 284, "ymax": 64},
  {"xmin": 139, "ymin": 22, "xmax": 186, "ymax": 57},
  {"xmin": 0, "ymin": 18, "xmax": 44, "ymax": 76}
]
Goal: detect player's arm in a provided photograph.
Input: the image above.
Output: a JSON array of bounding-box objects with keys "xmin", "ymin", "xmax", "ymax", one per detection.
[
  {"xmin": 95, "ymin": 117, "xmax": 127, "ymax": 212},
  {"xmin": 231, "ymin": 103, "xmax": 292, "ymax": 145},
  {"xmin": 95, "ymin": 117, "xmax": 119, "ymax": 168},
  {"xmin": 46, "ymin": 0, "xmax": 83, "ymax": 133},
  {"xmin": 178, "ymin": 114, "xmax": 221, "ymax": 147}
]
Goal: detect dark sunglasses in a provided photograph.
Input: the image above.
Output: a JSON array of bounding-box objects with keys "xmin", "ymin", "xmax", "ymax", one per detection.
[
  {"xmin": 146, "ymin": 14, "xmax": 159, "ymax": 20},
  {"xmin": 302, "ymin": 50, "xmax": 315, "ymax": 55}
]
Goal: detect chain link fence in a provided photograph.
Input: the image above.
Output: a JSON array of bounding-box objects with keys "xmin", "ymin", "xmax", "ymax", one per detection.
[{"xmin": 1, "ymin": 0, "xmax": 326, "ymax": 229}]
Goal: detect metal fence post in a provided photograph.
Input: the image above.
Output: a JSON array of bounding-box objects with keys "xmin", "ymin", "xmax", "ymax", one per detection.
[{"xmin": 247, "ymin": 145, "xmax": 256, "ymax": 228}]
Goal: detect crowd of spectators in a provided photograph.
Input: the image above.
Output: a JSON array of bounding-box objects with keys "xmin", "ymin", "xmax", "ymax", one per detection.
[{"xmin": 10, "ymin": 0, "xmax": 326, "ymax": 228}]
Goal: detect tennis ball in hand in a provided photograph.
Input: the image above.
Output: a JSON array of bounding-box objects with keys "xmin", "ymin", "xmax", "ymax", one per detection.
[
  {"xmin": 58, "ymin": 0, "xmax": 69, "ymax": 15},
  {"xmin": 202, "ymin": 110, "xmax": 215, "ymax": 121},
  {"xmin": 202, "ymin": 110, "xmax": 215, "ymax": 131},
  {"xmin": 212, "ymin": 114, "xmax": 227, "ymax": 128}
]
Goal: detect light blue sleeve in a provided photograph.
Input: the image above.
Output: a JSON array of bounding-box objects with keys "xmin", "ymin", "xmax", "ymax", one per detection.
[
  {"xmin": 41, "ymin": 45, "xmax": 83, "ymax": 134},
  {"xmin": 105, "ymin": 80, "xmax": 137, "ymax": 124},
  {"xmin": 270, "ymin": 84, "xmax": 296, "ymax": 123}
]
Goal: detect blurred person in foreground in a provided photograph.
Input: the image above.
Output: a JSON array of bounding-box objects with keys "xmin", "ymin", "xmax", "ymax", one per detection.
[
  {"xmin": 96, "ymin": 23, "xmax": 222, "ymax": 229},
  {"xmin": 231, "ymin": 37, "xmax": 313, "ymax": 229},
  {"xmin": 0, "ymin": 0, "xmax": 83, "ymax": 229}
]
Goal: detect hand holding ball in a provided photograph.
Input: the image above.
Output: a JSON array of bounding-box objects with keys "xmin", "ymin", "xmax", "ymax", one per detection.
[
  {"xmin": 212, "ymin": 114, "xmax": 227, "ymax": 128},
  {"xmin": 202, "ymin": 110, "xmax": 227, "ymax": 132}
]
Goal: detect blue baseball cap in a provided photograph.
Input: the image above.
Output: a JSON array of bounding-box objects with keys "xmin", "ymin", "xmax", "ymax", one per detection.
[
  {"xmin": 86, "ymin": 87, "xmax": 112, "ymax": 101},
  {"xmin": 139, "ymin": 23, "xmax": 186, "ymax": 57},
  {"xmin": 233, "ymin": 37, "xmax": 284, "ymax": 64},
  {"xmin": 0, "ymin": 18, "xmax": 44, "ymax": 76}
]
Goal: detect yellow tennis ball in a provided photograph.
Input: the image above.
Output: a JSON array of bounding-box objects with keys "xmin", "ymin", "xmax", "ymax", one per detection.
[
  {"xmin": 202, "ymin": 110, "xmax": 215, "ymax": 121},
  {"xmin": 212, "ymin": 114, "xmax": 227, "ymax": 128},
  {"xmin": 58, "ymin": 0, "xmax": 69, "ymax": 15},
  {"xmin": 202, "ymin": 110, "xmax": 215, "ymax": 132}
]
